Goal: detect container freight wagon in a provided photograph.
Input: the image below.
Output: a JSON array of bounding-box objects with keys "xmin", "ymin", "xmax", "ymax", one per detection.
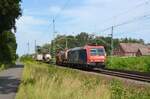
[{"xmin": 34, "ymin": 53, "xmax": 52, "ymax": 63}]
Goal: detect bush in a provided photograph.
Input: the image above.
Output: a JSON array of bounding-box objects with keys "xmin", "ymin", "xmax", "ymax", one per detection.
[
  {"xmin": 0, "ymin": 31, "xmax": 17, "ymax": 64},
  {"xmin": 20, "ymin": 55, "xmax": 33, "ymax": 62},
  {"xmin": 0, "ymin": 63, "xmax": 4, "ymax": 71},
  {"xmin": 0, "ymin": 63, "xmax": 12, "ymax": 71}
]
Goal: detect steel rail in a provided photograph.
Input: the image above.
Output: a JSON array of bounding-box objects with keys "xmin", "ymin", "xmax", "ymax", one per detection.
[
  {"xmin": 54, "ymin": 64, "xmax": 150, "ymax": 83},
  {"xmin": 94, "ymin": 68, "xmax": 150, "ymax": 83}
]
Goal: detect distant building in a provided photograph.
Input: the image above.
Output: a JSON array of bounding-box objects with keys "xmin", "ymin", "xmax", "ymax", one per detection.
[{"xmin": 113, "ymin": 43, "xmax": 150, "ymax": 56}]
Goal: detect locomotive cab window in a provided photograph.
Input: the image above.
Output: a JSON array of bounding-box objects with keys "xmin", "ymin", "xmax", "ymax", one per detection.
[{"xmin": 90, "ymin": 48, "xmax": 105, "ymax": 56}]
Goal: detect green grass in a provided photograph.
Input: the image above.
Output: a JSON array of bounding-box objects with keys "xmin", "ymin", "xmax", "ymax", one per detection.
[
  {"xmin": 20, "ymin": 56, "xmax": 33, "ymax": 62},
  {"xmin": 16, "ymin": 61, "xmax": 150, "ymax": 99},
  {"xmin": 106, "ymin": 56, "xmax": 150, "ymax": 72},
  {"xmin": 0, "ymin": 63, "xmax": 11, "ymax": 72},
  {"xmin": 0, "ymin": 63, "xmax": 4, "ymax": 71}
]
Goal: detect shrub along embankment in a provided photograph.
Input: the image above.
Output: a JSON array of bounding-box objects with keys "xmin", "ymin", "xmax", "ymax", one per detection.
[{"xmin": 0, "ymin": 62, "xmax": 14, "ymax": 72}]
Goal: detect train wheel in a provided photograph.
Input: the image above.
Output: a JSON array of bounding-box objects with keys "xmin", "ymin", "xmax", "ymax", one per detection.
[
  {"xmin": 101, "ymin": 65, "xmax": 105, "ymax": 69},
  {"xmin": 96, "ymin": 63, "xmax": 105, "ymax": 69}
]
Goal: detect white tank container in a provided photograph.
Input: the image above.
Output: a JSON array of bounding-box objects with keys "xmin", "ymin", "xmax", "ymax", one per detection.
[{"xmin": 36, "ymin": 54, "xmax": 43, "ymax": 61}]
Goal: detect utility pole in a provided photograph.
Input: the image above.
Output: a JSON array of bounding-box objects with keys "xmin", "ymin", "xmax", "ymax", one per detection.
[
  {"xmin": 65, "ymin": 38, "xmax": 68, "ymax": 49},
  {"xmin": 53, "ymin": 19, "xmax": 55, "ymax": 38},
  {"xmin": 27, "ymin": 42, "xmax": 30, "ymax": 55},
  {"xmin": 35, "ymin": 40, "xmax": 37, "ymax": 54},
  {"xmin": 111, "ymin": 26, "xmax": 114, "ymax": 56},
  {"xmin": 52, "ymin": 19, "xmax": 56, "ymax": 58},
  {"xmin": 109, "ymin": 26, "xmax": 114, "ymax": 67}
]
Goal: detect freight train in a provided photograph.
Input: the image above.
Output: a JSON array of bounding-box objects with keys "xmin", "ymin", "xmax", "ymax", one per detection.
[
  {"xmin": 56, "ymin": 45, "xmax": 106, "ymax": 68},
  {"xmin": 33, "ymin": 53, "xmax": 52, "ymax": 63}
]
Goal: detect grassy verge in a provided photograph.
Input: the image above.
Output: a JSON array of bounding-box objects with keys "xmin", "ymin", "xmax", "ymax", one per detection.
[
  {"xmin": 16, "ymin": 61, "xmax": 150, "ymax": 99},
  {"xmin": 106, "ymin": 56, "xmax": 150, "ymax": 72},
  {"xmin": 0, "ymin": 63, "xmax": 5, "ymax": 71},
  {"xmin": 0, "ymin": 63, "xmax": 13, "ymax": 72}
]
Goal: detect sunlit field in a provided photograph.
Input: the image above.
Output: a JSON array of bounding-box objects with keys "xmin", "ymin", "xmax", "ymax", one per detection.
[
  {"xmin": 106, "ymin": 56, "xmax": 150, "ymax": 72},
  {"xmin": 16, "ymin": 60, "xmax": 150, "ymax": 99}
]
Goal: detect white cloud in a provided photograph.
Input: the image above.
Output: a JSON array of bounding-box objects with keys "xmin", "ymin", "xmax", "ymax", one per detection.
[
  {"xmin": 23, "ymin": 5, "xmax": 62, "ymax": 17},
  {"xmin": 17, "ymin": 15, "xmax": 48, "ymax": 26},
  {"xmin": 48, "ymin": 6, "xmax": 61, "ymax": 15},
  {"xmin": 55, "ymin": 0, "xmax": 150, "ymax": 41},
  {"xmin": 16, "ymin": 15, "xmax": 51, "ymax": 55}
]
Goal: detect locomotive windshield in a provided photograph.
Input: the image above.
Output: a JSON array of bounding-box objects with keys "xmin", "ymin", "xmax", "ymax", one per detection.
[{"xmin": 90, "ymin": 48, "xmax": 105, "ymax": 56}]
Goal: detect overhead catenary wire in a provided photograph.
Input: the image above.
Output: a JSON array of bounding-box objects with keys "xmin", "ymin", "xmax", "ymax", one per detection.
[
  {"xmin": 50, "ymin": 0, "xmax": 71, "ymax": 58},
  {"xmin": 113, "ymin": 14, "xmax": 150, "ymax": 28},
  {"xmin": 50, "ymin": 0, "xmax": 150, "ymax": 45},
  {"xmin": 100, "ymin": 0, "xmax": 150, "ymax": 26},
  {"xmin": 98, "ymin": 0, "xmax": 150, "ymax": 64},
  {"xmin": 99, "ymin": 13, "xmax": 150, "ymax": 33},
  {"xmin": 91, "ymin": 14, "xmax": 150, "ymax": 49},
  {"xmin": 50, "ymin": 0, "xmax": 72, "ymax": 27},
  {"xmin": 50, "ymin": 0, "xmax": 150, "ymax": 35},
  {"xmin": 95, "ymin": 13, "xmax": 150, "ymax": 54},
  {"xmin": 54, "ymin": 0, "xmax": 72, "ymax": 20},
  {"xmin": 50, "ymin": 0, "xmax": 72, "ymax": 39},
  {"xmin": 98, "ymin": 0, "xmax": 150, "ymax": 34},
  {"xmin": 50, "ymin": 0, "xmax": 72, "ymax": 41},
  {"xmin": 116, "ymin": 0, "xmax": 149, "ymax": 17}
]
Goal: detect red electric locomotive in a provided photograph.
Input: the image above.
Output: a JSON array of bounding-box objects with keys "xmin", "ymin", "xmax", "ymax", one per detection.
[{"xmin": 56, "ymin": 45, "xmax": 106, "ymax": 68}]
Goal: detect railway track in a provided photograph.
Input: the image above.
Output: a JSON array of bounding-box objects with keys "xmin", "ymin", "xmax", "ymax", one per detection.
[
  {"xmin": 93, "ymin": 68, "xmax": 150, "ymax": 83},
  {"xmin": 56, "ymin": 64, "xmax": 150, "ymax": 83}
]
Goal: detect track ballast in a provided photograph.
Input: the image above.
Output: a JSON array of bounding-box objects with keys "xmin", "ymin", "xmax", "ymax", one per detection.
[{"xmin": 56, "ymin": 64, "xmax": 150, "ymax": 83}]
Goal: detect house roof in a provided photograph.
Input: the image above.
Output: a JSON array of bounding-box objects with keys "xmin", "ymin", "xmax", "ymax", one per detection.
[
  {"xmin": 120, "ymin": 43, "xmax": 148, "ymax": 53},
  {"xmin": 147, "ymin": 45, "xmax": 150, "ymax": 48},
  {"xmin": 138, "ymin": 48, "xmax": 150, "ymax": 56}
]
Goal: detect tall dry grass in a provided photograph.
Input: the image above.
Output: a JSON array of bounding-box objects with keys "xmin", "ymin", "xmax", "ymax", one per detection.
[{"xmin": 16, "ymin": 61, "xmax": 150, "ymax": 99}]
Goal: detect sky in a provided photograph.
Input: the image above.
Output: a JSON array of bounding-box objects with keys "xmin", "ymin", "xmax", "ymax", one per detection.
[{"xmin": 16, "ymin": 0, "xmax": 150, "ymax": 56}]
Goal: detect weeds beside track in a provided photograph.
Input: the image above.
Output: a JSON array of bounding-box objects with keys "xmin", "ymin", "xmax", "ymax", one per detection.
[{"xmin": 16, "ymin": 61, "xmax": 150, "ymax": 99}]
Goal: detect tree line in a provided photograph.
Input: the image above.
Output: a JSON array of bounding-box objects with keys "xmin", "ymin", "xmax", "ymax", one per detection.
[
  {"xmin": 37, "ymin": 32, "xmax": 144, "ymax": 57},
  {"xmin": 0, "ymin": 0, "xmax": 21, "ymax": 64}
]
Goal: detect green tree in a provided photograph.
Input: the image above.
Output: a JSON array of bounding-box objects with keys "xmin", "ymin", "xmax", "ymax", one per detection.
[
  {"xmin": 0, "ymin": 31, "xmax": 17, "ymax": 63},
  {"xmin": 0, "ymin": 0, "xmax": 22, "ymax": 33},
  {"xmin": 41, "ymin": 43, "xmax": 51, "ymax": 53},
  {"xmin": 36, "ymin": 46, "xmax": 42, "ymax": 54},
  {"xmin": 0, "ymin": 0, "xmax": 22, "ymax": 64},
  {"xmin": 76, "ymin": 32, "xmax": 92, "ymax": 46},
  {"xmin": 41, "ymin": 32, "xmax": 145, "ymax": 57},
  {"xmin": 120, "ymin": 38, "xmax": 144, "ymax": 44}
]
